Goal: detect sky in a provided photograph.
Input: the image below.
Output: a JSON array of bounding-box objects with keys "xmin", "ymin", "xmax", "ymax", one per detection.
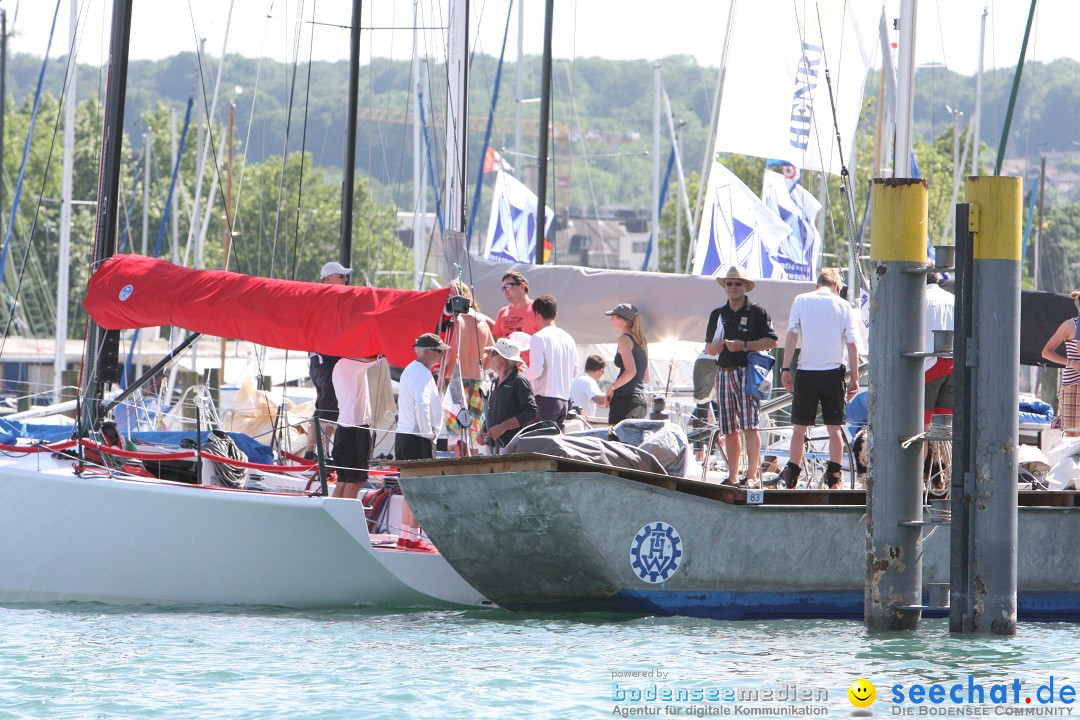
[{"xmin": 2, "ymin": 0, "xmax": 1078, "ymax": 77}]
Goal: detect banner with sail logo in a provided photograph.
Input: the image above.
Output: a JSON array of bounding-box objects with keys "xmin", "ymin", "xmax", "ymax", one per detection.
[
  {"xmin": 691, "ymin": 159, "xmax": 792, "ymax": 280},
  {"xmin": 713, "ymin": 0, "xmax": 880, "ymax": 175},
  {"xmin": 483, "ymin": 169, "xmax": 553, "ymax": 264},
  {"xmin": 761, "ymin": 169, "xmax": 823, "ymax": 281}
]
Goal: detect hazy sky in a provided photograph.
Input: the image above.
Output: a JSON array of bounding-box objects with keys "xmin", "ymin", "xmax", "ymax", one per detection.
[{"xmin": 2, "ymin": 0, "xmax": 1077, "ymax": 76}]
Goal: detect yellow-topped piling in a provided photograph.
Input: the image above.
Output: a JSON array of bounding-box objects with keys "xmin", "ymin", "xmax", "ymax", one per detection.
[
  {"xmin": 964, "ymin": 176, "xmax": 1023, "ymax": 260},
  {"xmin": 870, "ymin": 178, "xmax": 929, "ymax": 262}
]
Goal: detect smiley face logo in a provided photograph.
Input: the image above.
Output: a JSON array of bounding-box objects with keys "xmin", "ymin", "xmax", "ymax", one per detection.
[{"xmin": 848, "ymin": 678, "xmax": 876, "ymax": 708}]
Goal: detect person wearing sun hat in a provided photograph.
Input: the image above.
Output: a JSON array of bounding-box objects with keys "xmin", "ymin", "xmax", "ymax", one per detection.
[
  {"xmin": 396, "ymin": 332, "xmax": 451, "ymax": 461},
  {"xmin": 478, "ymin": 338, "xmax": 538, "ymax": 451},
  {"xmin": 704, "ymin": 265, "xmax": 778, "ymax": 487}
]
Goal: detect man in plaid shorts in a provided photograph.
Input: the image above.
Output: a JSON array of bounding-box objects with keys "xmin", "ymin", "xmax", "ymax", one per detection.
[{"xmin": 704, "ymin": 266, "xmax": 778, "ymax": 486}]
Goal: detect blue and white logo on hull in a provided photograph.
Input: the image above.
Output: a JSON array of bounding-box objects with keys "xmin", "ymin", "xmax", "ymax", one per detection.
[{"xmin": 630, "ymin": 522, "xmax": 683, "ymax": 584}]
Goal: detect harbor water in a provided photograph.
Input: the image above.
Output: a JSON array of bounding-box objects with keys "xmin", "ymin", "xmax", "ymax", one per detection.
[{"xmin": 2, "ymin": 605, "xmax": 1078, "ymax": 718}]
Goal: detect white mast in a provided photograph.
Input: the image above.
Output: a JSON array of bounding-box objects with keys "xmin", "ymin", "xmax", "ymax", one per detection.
[
  {"xmin": 411, "ymin": 0, "xmax": 425, "ymax": 289},
  {"xmin": 444, "ymin": 0, "xmax": 468, "ymax": 235},
  {"xmin": 514, "ymin": 0, "xmax": 524, "ymax": 173},
  {"xmin": 53, "ymin": 0, "xmax": 77, "ymax": 402},
  {"xmin": 971, "ymin": 5, "xmax": 987, "ymax": 175},
  {"xmin": 892, "ymin": 0, "xmax": 917, "ymax": 178}
]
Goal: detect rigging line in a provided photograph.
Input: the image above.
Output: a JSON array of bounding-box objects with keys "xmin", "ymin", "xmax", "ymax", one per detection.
[
  {"xmin": 287, "ymin": 0, "xmax": 317, "ymax": 285},
  {"xmin": 232, "ymin": 8, "xmax": 274, "ymax": 271},
  {"xmin": 117, "ymin": 155, "xmax": 145, "ymax": 254},
  {"xmin": 0, "ymin": 0, "xmax": 71, "ymax": 346},
  {"xmin": 268, "ymin": 0, "xmax": 308, "ymax": 281},
  {"xmin": 185, "ymin": 0, "xmax": 236, "ymax": 274},
  {"xmin": 152, "ymin": 97, "xmax": 194, "ymax": 260},
  {"xmin": 809, "ymin": 1, "xmax": 862, "ymax": 284},
  {"xmin": 369, "ymin": 18, "xmax": 405, "ymax": 284},
  {"xmin": 565, "ymin": 53, "xmax": 610, "ymax": 267},
  {"xmin": 0, "ymin": 0, "xmax": 62, "ymax": 281},
  {"xmin": 465, "ymin": 0, "xmax": 513, "ymax": 247}
]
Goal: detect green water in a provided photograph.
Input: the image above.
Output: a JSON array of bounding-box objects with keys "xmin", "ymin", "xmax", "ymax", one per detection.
[{"xmin": 1, "ymin": 605, "xmax": 1077, "ymax": 718}]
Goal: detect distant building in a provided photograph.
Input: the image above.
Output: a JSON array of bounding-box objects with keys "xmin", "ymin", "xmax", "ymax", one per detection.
[{"xmin": 552, "ymin": 207, "xmax": 651, "ymax": 270}]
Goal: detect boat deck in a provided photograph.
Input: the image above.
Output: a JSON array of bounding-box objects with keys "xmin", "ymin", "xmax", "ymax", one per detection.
[{"xmin": 396, "ymin": 452, "xmax": 1080, "ymax": 508}]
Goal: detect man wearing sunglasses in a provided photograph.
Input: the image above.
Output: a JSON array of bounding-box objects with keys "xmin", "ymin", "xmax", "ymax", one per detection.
[
  {"xmin": 704, "ymin": 265, "xmax": 778, "ymax": 487},
  {"xmin": 493, "ymin": 271, "xmax": 539, "ymax": 340}
]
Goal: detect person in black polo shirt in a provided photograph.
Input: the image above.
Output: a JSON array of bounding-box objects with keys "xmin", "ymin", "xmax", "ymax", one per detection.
[{"xmin": 704, "ymin": 266, "xmax": 778, "ymax": 486}]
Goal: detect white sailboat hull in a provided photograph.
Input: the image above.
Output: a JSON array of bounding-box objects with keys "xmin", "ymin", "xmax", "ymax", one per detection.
[{"xmin": 0, "ymin": 453, "xmax": 487, "ymax": 609}]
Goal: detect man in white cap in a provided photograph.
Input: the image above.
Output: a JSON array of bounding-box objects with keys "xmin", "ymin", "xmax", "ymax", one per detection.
[
  {"xmin": 396, "ymin": 333, "xmax": 449, "ymax": 461},
  {"xmin": 320, "ymin": 261, "xmax": 353, "ymax": 283},
  {"xmin": 301, "ymin": 260, "xmax": 355, "ymax": 459},
  {"xmin": 478, "ymin": 338, "xmax": 538, "ymax": 451},
  {"xmin": 704, "ymin": 265, "xmax": 778, "ymax": 487}
]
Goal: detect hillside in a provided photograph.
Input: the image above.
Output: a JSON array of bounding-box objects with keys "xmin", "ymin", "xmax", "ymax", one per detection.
[{"xmin": 6, "ymin": 51, "xmax": 1079, "ymax": 213}]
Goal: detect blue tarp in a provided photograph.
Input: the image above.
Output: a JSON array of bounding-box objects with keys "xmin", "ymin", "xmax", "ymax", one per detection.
[{"xmin": 0, "ymin": 420, "xmax": 274, "ymax": 465}]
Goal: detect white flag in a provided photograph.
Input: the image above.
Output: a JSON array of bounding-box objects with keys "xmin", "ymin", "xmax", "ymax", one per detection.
[
  {"xmin": 483, "ymin": 170, "xmax": 553, "ymax": 264},
  {"xmin": 714, "ymin": 1, "xmax": 880, "ymax": 175},
  {"xmin": 691, "ymin": 159, "xmax": 792, "ymax": 280},
  {"xmin": 761, "ymin": 169, "xmax": 823, "ymax": 281}
]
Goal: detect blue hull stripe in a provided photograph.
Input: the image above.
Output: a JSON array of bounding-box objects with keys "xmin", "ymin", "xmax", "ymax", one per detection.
[{"xmin": 503, "ymin": 591, "xmax": 1080, "ymax": 621}]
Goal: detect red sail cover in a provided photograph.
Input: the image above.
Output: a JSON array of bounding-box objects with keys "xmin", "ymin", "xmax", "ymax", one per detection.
[{"xmin": 84, "ymin": 255, "xmax": 452, "ymax": 368}]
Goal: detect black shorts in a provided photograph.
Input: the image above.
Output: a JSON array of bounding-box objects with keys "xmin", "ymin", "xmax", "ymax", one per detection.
[
  {"xmin": 791, "ymin": 367, "xmax": 846, "ymax": 427},
  {"xmin": 332, "ymin": 424, "xmax": 372, "ymax": 483},
  {"xmin": 395, "ymin": 433, "xmax": 434, "ymax": 462}
]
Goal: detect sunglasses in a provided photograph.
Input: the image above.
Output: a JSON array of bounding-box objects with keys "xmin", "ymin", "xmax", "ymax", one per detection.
[
  {"xmin": 725, "ymin": 281, "xmax": 744, "ymax": 287},
  {"xmin": 501, "ymin": 282, "xmax": 520, "ymax": 290},
  {"xmin": 426, "ymin": 347, "xmax": 445, "ymax": 354}
]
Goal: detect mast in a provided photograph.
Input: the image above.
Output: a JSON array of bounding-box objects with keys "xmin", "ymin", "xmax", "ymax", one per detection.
[
  {"xmin": 687, "ymin": 0, "xmax": 736, "ymax": 273},
  {"xmin": 54, "ymin": 0, "xmax": 77, "ymax": 402},
  {"xmin": 445, "ymin": 0, "xmax": 469, "ymax": 237},
  {"xmin": 514, "ymin": 0, "xmax": 524, "ymax": 172},
  {"xmin": 411, "ymin": 0, "xmax": 424, "ymax": 289},
  {"xmin": 892, "ymin": 0, "xmax": 916, "ymax": 178},
  {"xmin": 534, "ymin": 0, "xmax": 553, "ymax": 266},
  {"xmin": 971, "ymin": 5, "xmax": 987, "ymax": 175},
  {"xmin": 995, "ymin": 0, "xmax": 1038, "ymax": 176},
  {"xmin": 80, "ymin": 0, "xmax": 133, "ymax": 435},
  {"xmin": 341, "ymin": 0, "xmax": 362, "ymax": 271}
]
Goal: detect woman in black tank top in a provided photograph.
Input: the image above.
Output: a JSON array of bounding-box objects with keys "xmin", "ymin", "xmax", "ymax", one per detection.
[{"xmin": 604, "ymin": 303, "xmax": 649, "ymax": 425}]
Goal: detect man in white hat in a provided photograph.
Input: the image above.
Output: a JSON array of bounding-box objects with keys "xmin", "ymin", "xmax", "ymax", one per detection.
[
  {"xmin": 478, "ymin": 338, "xmax": 538, "ymax": 451},
  {"xmin": 704, "ymin": 265, "xmax": 778, "ymax": 486},
  {"xmin": 396, "ymin": 333, "xmax": 450, "ymax": 461},
  {"xmin": 301, "ymin": 260, "xmax": 355, "ymax": 459},
  {"xmin": 320, "ymin": 261, "xmax": 353, "ymax": 283}
]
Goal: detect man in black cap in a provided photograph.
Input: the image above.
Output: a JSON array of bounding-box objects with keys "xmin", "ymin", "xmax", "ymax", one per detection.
[
  {"xmin": 396, "ymin": 333, "xmax": 449, "ymax": 461},
  {"xmin": 705, "ymin": 265, "xmax": 778, "ymax": 486}
]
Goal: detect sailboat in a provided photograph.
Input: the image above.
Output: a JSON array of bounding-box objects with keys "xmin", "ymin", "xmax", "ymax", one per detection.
[{"xmin": 0, "ymin": 0, "xmax": 486, "ymax": 610}]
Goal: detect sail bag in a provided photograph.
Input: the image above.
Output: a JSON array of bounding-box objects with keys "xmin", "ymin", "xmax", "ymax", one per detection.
[{"xmin": 84, "ymin": 255, "xmax": 451, "ymax": 368}]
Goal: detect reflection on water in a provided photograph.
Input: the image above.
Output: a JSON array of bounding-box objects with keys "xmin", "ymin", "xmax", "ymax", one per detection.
[{"xmin": 1, "ymin": 606, "xmax": 1077, "ymax": 718}]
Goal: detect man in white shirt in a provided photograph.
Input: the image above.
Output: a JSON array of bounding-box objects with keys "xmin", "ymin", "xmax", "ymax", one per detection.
[
  {"xmin": 570, "ymin": 354, "xmax": 608, "ymax": 420},
  {"xmin": 778, "ymin": 268, "xmax": 860, "ymax": 489},
  {"xmin": 924, "ymin": 269, "xmax": 955, "ymax": 426},
  {"xmin": 396, "ymin": 333, "xmax": 449, "ymax": 460},
  {"xmin": 525, "ymin": 295, "xmax": 578, "ymax": 430}
]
